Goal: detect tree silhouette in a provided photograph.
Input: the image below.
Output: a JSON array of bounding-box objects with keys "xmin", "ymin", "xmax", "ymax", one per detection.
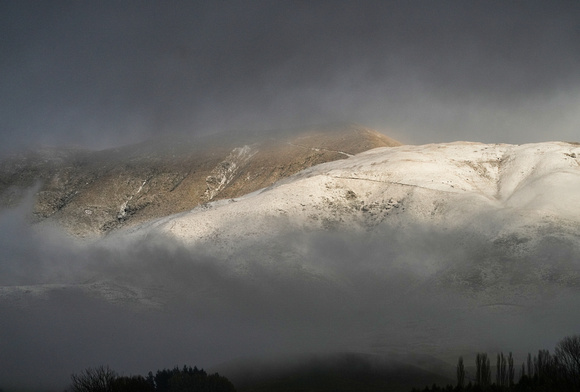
[
  {"xmin": 555, "ymin": 334, "xmax": 580, "ymax": 390},
  {"xmin": 112, "ymin": 375, "xmax": 155, "ymax": 392},
  {"xmin": 456, "ymin": 356, "xmax": 465, "ymax": 389},
  {"xmin": 507, "ymin": 352, "xmax": 514, "ymax": 387},
  {"xmin": 70, "ymin": 364, "xmax": 235, "ymax": 392},
  {"xmin": 411, "ymin": 335, "xmax": 580, "ymax": 391},
  {"xmin": 496, "ymin": 352, "xmax": 508, "ymax": 388},
  {"xmin": 476, "ymin": 353, "xmax": 491, "ymax": 388},
  {"xmin": 70, "ymin": 365, "xmax": 118, "ymax": 392}
]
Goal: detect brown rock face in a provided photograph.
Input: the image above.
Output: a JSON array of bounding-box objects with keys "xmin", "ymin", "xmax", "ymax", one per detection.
[{"xmin": 0, "ymin": 123, "xmax": 400, "ymax": 236}]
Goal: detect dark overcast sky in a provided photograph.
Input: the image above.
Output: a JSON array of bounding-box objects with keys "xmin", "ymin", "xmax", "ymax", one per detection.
[{"xmin": 1, "ymin": 1, "xmax": 579, "ymax": 154}]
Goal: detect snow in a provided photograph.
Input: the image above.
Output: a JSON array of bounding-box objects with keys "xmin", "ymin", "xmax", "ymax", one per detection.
[
  {"xmin": 128, "ymin": 142, "xmax": 580, "ymax": 254},
  {"xmin": 204, "ymin": 145, "xmax": 257, "ymax": 200},
  {"xmin": 118, "ymin": 180, "xmax": 148, "ymax": 220}
]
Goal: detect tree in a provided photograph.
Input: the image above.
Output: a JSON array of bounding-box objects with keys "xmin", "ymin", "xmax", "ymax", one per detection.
[
  {"xmin": 534, "ymin": 349, "xmax": 554, "ymax": 384},
  {"xmin": 206, "ymin": 373, "xmax": 236, "ymax": 392},
  {"xmin": 112, "ymin": 375, "xmax": 155, "ymax": 392},
  {"xmin": 526, "ymin": 352, "xmax": 533, "ymax": 379},
  {"xmin": 508, "ymin": 352, "xmax": 514, "ymax": 386},
  {"xmin": 496, "ymin": 352, "xmax": 508, "ymax": 388},
  {"xmin": 70, "ymin": 366, "xmax": 118, "ymax": 392},
  {"xmin": 153, "ymin": 365, "xmax": 207, "ymax": 392},
  {"xmin": 476, "ymin": 353, "xmax": 491, "ymax": 388},
  {"xmin": 151, "ymin": 365, "xmax": 234, "ymax": 392},
  {"xmin": 456, "ymin": 356, "xmax": 465, "ymax": 389},
  {"xmin": 555, "ymin": 334, "xmax": 580, "ymax": 390},
  {"xmin": 70, "ymin": 364, "xmax": 234, "ymax": 392}
]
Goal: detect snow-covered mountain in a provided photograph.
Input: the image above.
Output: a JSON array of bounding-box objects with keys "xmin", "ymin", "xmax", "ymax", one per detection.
[
  {"xmin": 2, "ymin": 136, "xmax": 580, "ymax": 388},
  {"xmin": 124, "ymin": 141, "xmax": 580, "ymax": 297},
  {"xmin": 140, "ymin": 141, "xmax": 580, "ymax": 247}
]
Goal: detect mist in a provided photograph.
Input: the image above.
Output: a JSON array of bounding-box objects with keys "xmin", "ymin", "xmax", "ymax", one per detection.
[
  {"xmin": 1, "ymin": 1, "xmax": 580, "ymax": 157},
  {"xmin": 2, "ymin": 193, "xmax": 580, "ymax": 391}
]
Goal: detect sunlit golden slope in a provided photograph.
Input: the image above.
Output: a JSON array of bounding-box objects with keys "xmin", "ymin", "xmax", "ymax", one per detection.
[{"xmin": 0, "ymin": 123, "xmax": 400, "ymax": 236}]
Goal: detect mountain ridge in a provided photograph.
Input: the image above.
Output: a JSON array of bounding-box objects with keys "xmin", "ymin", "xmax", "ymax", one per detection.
[
  {"xmin": 140, "ymin": 140, "xmax": 580, "ymax": 241},
  {"xmin": 0, "ymin": 123, "xmax": 399, "ymax": 237}
]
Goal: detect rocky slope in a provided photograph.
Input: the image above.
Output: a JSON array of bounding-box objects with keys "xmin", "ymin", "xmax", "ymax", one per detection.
[{"xmin": 0, "ymin": 123, "xmax": 399, "ymax": 236}]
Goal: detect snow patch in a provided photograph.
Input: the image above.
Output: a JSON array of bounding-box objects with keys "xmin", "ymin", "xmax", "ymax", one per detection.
[
  {"xmin": 204, "ymin": 145, "xmax": 257, "ymax": 201},
  {"xmin": 117, "ymin": 180, "xmax": 147, "ymax": 221}
]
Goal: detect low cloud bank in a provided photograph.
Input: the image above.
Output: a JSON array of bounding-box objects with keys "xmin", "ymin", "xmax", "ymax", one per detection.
[{"xmin": 1, "ymin": 199, "xmax": 580, "ymax": 391}]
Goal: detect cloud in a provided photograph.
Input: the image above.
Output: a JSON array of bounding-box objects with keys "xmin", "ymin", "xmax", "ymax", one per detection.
[
  {"xmin": 1, "ymin": 1, "xmax": 580, "ymax": 156},
  {"xmin": 2, "ymin": 194, "xmax": 580, "ymax": 390}
]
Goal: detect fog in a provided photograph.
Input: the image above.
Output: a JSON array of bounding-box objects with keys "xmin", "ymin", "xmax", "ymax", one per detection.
[
  {"xmin": 1, "ymin": 1, "xmax": 580, "ymax": 156},
  {"xmin": 2, "ymin": 194, "xmax": 580, "ymax": 391}
]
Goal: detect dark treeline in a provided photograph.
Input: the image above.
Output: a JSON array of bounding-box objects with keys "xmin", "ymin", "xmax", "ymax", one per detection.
[
  {"xmin": 68, "ymin": 364, "xmax": 236, "ymax": 392},
  {"xmin": 412, "ymin": 334, "xmax": 580, "ymax": 392},
  {"xmin": 56, "ymin": 334, "xmax": 580, "ymax": 392}
]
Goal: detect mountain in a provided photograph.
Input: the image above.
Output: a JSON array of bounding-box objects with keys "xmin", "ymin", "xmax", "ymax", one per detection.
[
  {"xmin": 3, "ymin": 137, "xmax": 580, "ymax": 319},
  {"xmin": 2, "ymin": 131, "xmax": 580, "ymax": 391},
  {"xmin": 129, "ymin": 141, "xmax": 580, "ymax": 297},
  {"xmin": 0, "ymin": 123, "xmax": 399, "ymax": 237}
]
